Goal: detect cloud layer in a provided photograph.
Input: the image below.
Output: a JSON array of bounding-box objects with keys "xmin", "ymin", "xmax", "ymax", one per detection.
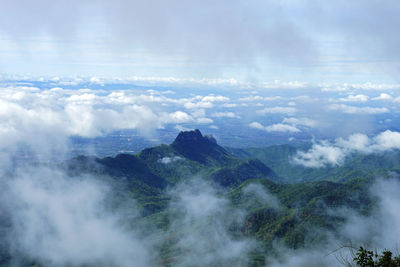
[
  {"xmin": 1, "ymin": 1, "xmax": 400, "ymax": 81},
  {"xmin": 292, "ymin": 130, "xmax": 400, "ymax": 168},
  {"xmin": 0, "ymin": 76, "xmax": 398, "ymax": 154},
  {"xmin": 3, "ymin": 167, "xmax": 153, "ymax": 266}
]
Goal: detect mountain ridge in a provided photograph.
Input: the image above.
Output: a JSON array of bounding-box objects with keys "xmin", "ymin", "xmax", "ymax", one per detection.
[
  {"xmin": 65, "ymin": 129, "xmax": 280, "ymax": 211},
  {"xmin": 2, "ymin": 129, "xmax": 392, "ymax": 266}
]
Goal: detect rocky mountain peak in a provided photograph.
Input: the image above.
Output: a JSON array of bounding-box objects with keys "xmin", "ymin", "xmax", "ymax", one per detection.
[{"xmin": 173, "ymin": 129, "xmax": 204, "ymax": 143}]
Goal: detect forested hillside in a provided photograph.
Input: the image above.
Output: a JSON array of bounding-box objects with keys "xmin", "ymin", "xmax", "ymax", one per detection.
[{"xmin": 1, "ymin": 130, "xmax": 397, "ymax": 266}]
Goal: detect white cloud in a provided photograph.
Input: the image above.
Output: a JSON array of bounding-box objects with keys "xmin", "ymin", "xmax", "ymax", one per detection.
[
  {"xmin": 328, "ymin": 104, "xmax": 389, "ymax": 114},
  {"xmin": 238, "ymin": 95, "xmax": 263, "ymax": 102},
  {"xmin": 262, "ymin": 80, "xmax": 308, "ymax": 89},
  {"xmin": 190, "ymin": 108, "xmax": 206, "ymax": 118},
  {"xmin": 167, "ymin": 180, "xmax": 256, "ymax": 266},
  {"xmin": 65, "ymin": 103, "xmax": 162, "ymax": 137},
  {"xmin": 196, "ymin": 117, "xmax": 214, "ymax": 124},
  {"xmin": 67, "ymin": 93, "xmax": 98, "ymax": 103},
  {"xmin": 222, "ymin": 103, "xmax": 237, "ymax": 108},
  {"xmin": 0, "ymin": 98, "xmax": 67, "ymax": 159},
  {"xmin": 5, "ymin": 167, "xmax": 152, "ymax": 267},
  {"xmin": 335, "ymin": 133, "xmax": 372, "ymax": 152},
  {"xmin": 372, "ymin": 130, "xmax": 400, "ymax": 151},
  {"xmin": 211, "ymin": 112, "xmax": 240, "ymax": 118},
  {"xmin": 293, "ymin": 130, "xmax": 400, "ymax": 168},
  {"xmin": 321, "ymin": 82, "xmax": 400, "ymax": 92},
  {"xmin": 264, "ymin": 123, "xmax": 300, "ymax": 133},
  {"xmin": 282, "ymin": 117, "xmax": 317, "ymax": 127},
  {"xmin": 106, "ymin": 91, "xmax": 178, "ymax": 106},
  {"xmin": 249, "ymin": 122, "xmax": 300, "ymax": 133},
  {"xmin": 184, "ymin": 101, "xmax": 213, "ymax": 109},
  {"xmin": 89, "ymin": 76, "xmax": 103, "ymax": 84},
  {"xmin": 268, "ymin": 178, "xmax": 400, "ymax": 266},
  {"xmin": 0, "ymin": 85, "xmax": 229, "ymax": 147},
  {"xmin": 201, "ymin": 95, "xmax": 229, "ymax": 102},
  {"xmin": 292, "ymin": 142, "xmax": 347, "ymax": 168},
  {"xmin": 372, "ymin": 93, "xmax": 393, "ymax": 101},
  {"xmin": 125, "ymin": 76, "xmax": 242, "ymax": 87},
  {"xmin": 239, "ymin": 95, "xmax": 282, "ymax": 102},
  {"xmin": 249, "ymin": 122, "xmax": 264, "ymax": 130},
  {"xmin": 338, "ymin": 94, "xmax": 369, "ymax": 102},
  {"xmin": 242, "ymin": 183, "xmax": 281, "ymax": 210},
  {"xmin": 160, "ymin": 111, "xmax": 193, "ymax": 124},
  {"xmin": 256, "ymin": 106, "xmax": 296, "ymax": 115},
  {"xmin": 250, "ymin": 117, "xmax": 314, "ymax": 133},
  {"xmin": 183, "ymin": 95, "xmax": 228, "ymax": 109},
  {"xmin": 175, "ymin": 125, "xmax": 193, "ymax": 132}
]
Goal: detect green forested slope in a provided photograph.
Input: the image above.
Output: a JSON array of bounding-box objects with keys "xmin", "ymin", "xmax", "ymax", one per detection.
[
  {"xmin": 3, "ymin": 130, "xmax": 397, "ymax": 266},
  {"xmin": 63, "ymin": 130, "xmax": 280, "ymax": 215}
]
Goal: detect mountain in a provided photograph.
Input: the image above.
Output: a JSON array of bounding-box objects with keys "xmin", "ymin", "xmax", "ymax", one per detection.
[
  {"xmin": 61, "ymin": 130, "xmax": 384, "ymax": 253},
  {"xmin": 66, "ymin": 153, "xmax": 169, "ymax": 192},
  {"xmin": 209, "ymin": 159, "xmax": 278, "ymax": 187},
  {"xmin": 64, "ymin": 129, "xmax": 280, "ymax": 213},
  {"xmin": 171, "ymin": 129, "xmax": 234, "ymax": 165},
  {"xmin": 64, "ymin": 130, "xmax": 376, "ymax": 252},
  {"xmin": 2, "ymin": 129, "xmax": 394, "ymax": 266},
  {"xmin": 227, "ymin": 177, "xmax": 373, "ymax": 250},
  {"xmin": 227, "ymin": 145, "xmax": 400, "ymax": 183}
]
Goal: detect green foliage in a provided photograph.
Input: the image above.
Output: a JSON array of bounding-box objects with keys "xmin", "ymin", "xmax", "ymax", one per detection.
[
  {"xmin": 226, "ymin": 177, "xmax": 373, "ymax": 250},
  {"xmin": 7, "ymin": 130, "xmax": 399, "ymax": 266},
  {"xmin": 65, "ymin": 129, "xmax": 279, "ymax": 211},
  {"xmin": 353, "ymin": 247, "xmax": 400, "ymax": 267},
  {"xmin": 209, "ymin": 159, "xmax": 279, "ymax": 187},
  {"xmin": 56, "ymin": 130, "xmax": 390, "ymax": 262}
]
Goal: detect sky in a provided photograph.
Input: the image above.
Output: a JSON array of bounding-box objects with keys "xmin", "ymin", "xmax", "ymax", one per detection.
[
  {"xmin": 0, "ymin": 0, "xmax": 400, "ymax": 160},
  {"xmin": 1, "ymin": 0, "xmax": 400, "ymax": 83}
]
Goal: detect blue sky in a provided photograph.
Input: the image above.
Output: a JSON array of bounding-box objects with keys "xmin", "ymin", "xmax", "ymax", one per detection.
[{"xmin": 1, "ymin": 0, "xmax": 400, "ymax": 83}]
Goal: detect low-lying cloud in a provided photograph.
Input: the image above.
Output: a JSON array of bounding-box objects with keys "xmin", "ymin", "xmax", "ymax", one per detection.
[
  {"xmin": 269, "ymin": 177, "xmax": 400, "ymax": 266},
  {"xmin": 2, "ymin": 167, "xmax": 154, "ymax": 267},
  {"xmin": 0, "ymin": 85, "xmax": 229, "ymax": 143},
  {"xmin": 292, "ymin": 130, "xmax": 400, "ymax": 168},
  {"xmin": 1, "ymin": 165, "xmax": 277, "ymax": 266},
  {"xmin": 167, "ymin": 180, "xmax": 258, "ymax": 266},
  {"xmin": 250, "ymin": 117, "xmax": 316, "ymax": 134},
  {"xmin": 250, "ymin": 122, "xmax": 300, "ymax": 133}
]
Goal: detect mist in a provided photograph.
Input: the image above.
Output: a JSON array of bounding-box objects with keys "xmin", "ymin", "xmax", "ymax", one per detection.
[
  {"xmin": 0, "ymin": 164, "xmax": 279, "ymax": 266},
  {"xmin": 1, "ymin": 166, "xmax": 154, "ymax": 266},
  {"xmin": 165, "ymin": 179, "xmax": 258, "ymax": 266},
  {"xmin": 1, "ymin": 127, "xmax": 400, "ymax": 266},
  {"xmin": 268, "ymin": 177, "xmax": 400, "ymax": 266}
]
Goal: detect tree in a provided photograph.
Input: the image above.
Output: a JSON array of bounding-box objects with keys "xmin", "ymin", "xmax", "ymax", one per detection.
[{"xmin": 352, "ymin": 246, "xmax": 400, "ymax": 267}]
